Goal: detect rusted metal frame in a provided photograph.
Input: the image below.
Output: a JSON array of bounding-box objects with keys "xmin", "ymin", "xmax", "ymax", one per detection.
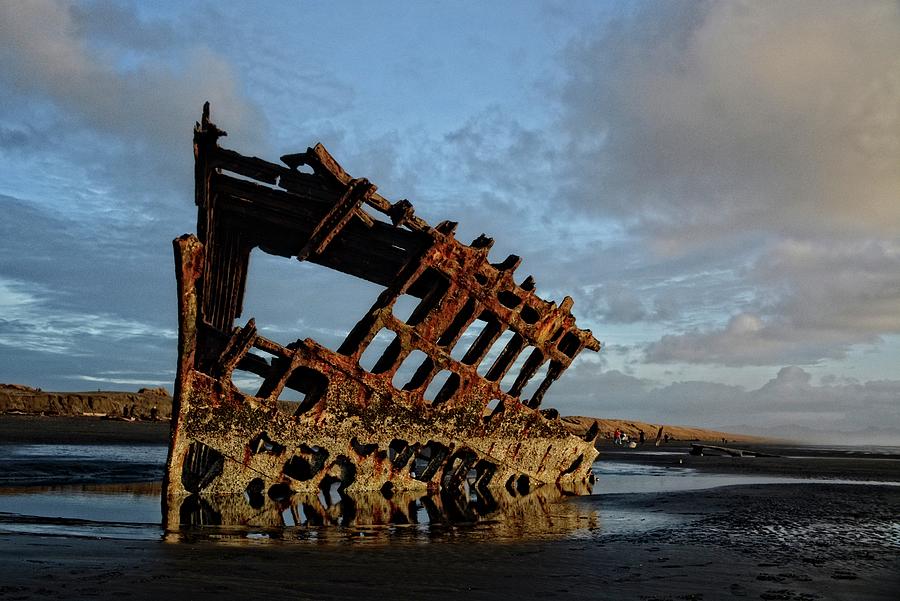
[
  {"xmin": 375, "ymin": 263, "xmax": 488, "ymax": 395},
  {"xmin": 225, "ymin": 343, "xmax": 329, "ymax": 419},
  {"xmin": 208, "ymin": 143, "xmax": 598, "ymax": 358},
  {"xmin": 368, "ymin": 297, "xmax": 464, "ymax": 385},
  {"xmin": 255, "ymin": 347, "xmax": 305, "ymax": 401},
  {"xmin": 203, "ymin": 348, "xmax": 581, "ymax": 490},
  {"xmin": 435, "ymin": 294, "xmax": 479, "ymax": 349},
  {"xmin": 211, "ymin": 147, "xmax": 286, "ymax": 187},
  {"xmin": 194, "ymin": 116, "xmax": 244, "ymax": 336},
  {"xmin": 427, "ymin": 259, "xmax": 580, "ymax": 391},
  {"xmin": 213, "ymin": 173, "xmax": 332, "ymax": 220},
  {"xmin": 507, "ymin": 348, "xmax": 546, "ymax": 398},
  {"xmin": 213, "ymin": 169, "xmax": 389, "ymax": 246},
  {"xmin": 168, "ymin": 106, "xmax": 602, "ymax": 515},
  {"xmin": 216, "ymin": 175, "xmax": 584, "ymax": 342},
  {"xmin": 343, "ymin": 228, "xmax": 582, "ymax": 406},
  {"xmin": 201, "ymin": 225, "xmax": 251, "ymax": 333},
  {"xmin": 213, "ymin": 176, "xmax": 424, "ymax": 286},
  {"xmin": 396, "ymin": 279, "xmax": 464, "ymax": 390},
  {"xmin": 425, "ymin": 236, "xmax": 582, "ymax": 360},
  {"xmin": 193, "ymin": 103, "xmax": 227, "ymax": 242},
  {"xmin": 392, "ymin": 272, "xmax": 455, "ymax": 389},
  {"xmin": 460, "ymin": 315, "xmax": 504, "ymax": 368},
  {"xmin": 251, "ymin": 335, "xmax": 292, "ymax": 358},
  {"xmin": 484, "ymin": 332, "xmax": 527, "ymax": 383},
  {"xmin": 468, "ymin": 261, "xmax": 598, "ymax": 356},
  {"xmin": 250, "ymin": 332, "xmax": 438, "ymax": 416},
  {"xmin": 212, "ymin": 319, "xmax": 258, "ymax": 381},
  {"xmin": 164, "ymin": 235, "xmax": 205, "ymax": 517},
  {"xmin": 285, "ymin": 143, "xmax": 430, "ymax": 232},
  {"xmin": 297, "ymin": 178, "xmax": 378, "ymax": 261},
  {"xmin": 373, "ymin": 315, "xmax": 451, "ymax": 395},
  {"xmin": 402, "ymin": 268, "xmax": 451, "ymax": 328},
  {"xmin": 370, "ymin": 333, "xmax": 405, "ymax": 376},
  {"xmin": 372, "ymin": 313, "xmax": 530, "ymax": 415},
  {"xmin": 190, "ymin": 337, "xmax": 580, "ymax": 494},
  {"xmin": 525, "ymin": 360, "xmax": 565, "ymax": 409},
  {"xmin": 227, "ymin": 336, "xmax": 296, "ymax": 380},
  {"xmin": 173, "ymin": 236, "xmax": 205, "ymax": 378},
  {"xmin": 336, "ymin": 243, "xmax": 436, "ymax": 360},
  {"xmin": 210, "ymin": 145, "xmax": 369, "ymax": 213},
  {"xmin": 402, "ymin": 355, "xmax": 436, "ymax": 392},
  {"xmin": 396, "ymin": 239, "xmax": 578, "ymax": 401},
  {"xmin": 416, "ymin": 240, "xmax": 527, "ymax": 369},
  {"xmin": 313, "ymin": 314, "xmax": 462, "ymax": 413}
]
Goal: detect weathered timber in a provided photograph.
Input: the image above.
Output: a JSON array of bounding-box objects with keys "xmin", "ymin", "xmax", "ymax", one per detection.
[{"xmin": 164, "ymin": 103, "xmax": 602, "ymax": 531}]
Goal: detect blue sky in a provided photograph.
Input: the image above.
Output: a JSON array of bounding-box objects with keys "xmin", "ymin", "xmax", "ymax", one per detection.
[{"xmin": 1, "ymin": 1, "xmax": 899, "ymax": 441}]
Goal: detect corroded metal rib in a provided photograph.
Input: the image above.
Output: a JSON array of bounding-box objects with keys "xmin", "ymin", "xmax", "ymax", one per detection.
[{"xmin": 164, "ymin": 103, "xmax": 601, "ymax": 530}]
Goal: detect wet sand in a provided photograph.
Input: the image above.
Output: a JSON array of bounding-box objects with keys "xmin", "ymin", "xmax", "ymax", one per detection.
[
  {"xmin": 596, "ymin": 440, "xmax": 900, "ymax": 481},
  {"xmin": 1, "ymin": 416, "xmax": 898, "ymax": 600},
  {"xmin": 0, "ymin": 415, "xmax": 169, "ymax": 445}
]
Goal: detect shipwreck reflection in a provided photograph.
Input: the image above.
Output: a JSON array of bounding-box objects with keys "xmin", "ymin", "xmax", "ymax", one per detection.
[{"xmin": 169, "ymin": 481, "xmax": 597, "ymax": 543}]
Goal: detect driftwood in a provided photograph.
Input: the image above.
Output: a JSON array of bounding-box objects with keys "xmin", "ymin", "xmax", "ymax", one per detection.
[{"xmin": 690, "ymin": 443, "xmax": 780, "ymax": 458}]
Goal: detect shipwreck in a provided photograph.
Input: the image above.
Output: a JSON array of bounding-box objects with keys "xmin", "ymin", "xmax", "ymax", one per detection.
[{"xmin": 164, "ymin": 104, "xmax": 601, "ymax": 529}]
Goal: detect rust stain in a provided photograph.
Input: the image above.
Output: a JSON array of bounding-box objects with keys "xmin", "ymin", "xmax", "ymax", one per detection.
[{"xmin": 163, "ymin": 103, "xmax": 602, "ymax": 531}]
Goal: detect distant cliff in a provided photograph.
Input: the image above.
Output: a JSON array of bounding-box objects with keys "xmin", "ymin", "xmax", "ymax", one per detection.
[
  {"xmin": 561, "ymin": 415, "xmax": 765, "ymax": 444},
  {"xmin": 0, "ymin": 383, "xmax": 172, "ymax": 420}
]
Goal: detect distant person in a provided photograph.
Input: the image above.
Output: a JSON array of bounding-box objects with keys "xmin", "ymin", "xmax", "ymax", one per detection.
[
  {"xmin": 639, "ymin": 430, "xmax": 645, "ymax": 445},
  {"xmin": 664, "ymin": 433, "xmax": 670, "ymax": 443},
  {"xmin": 613, "ymin": 428, "xmax": 621, "ymax": 445}
]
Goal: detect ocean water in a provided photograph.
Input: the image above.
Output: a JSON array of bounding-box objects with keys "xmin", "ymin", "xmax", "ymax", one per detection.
[
  {"xmin": 6, "ymin": 443, "xmax": 169, "ymax": 463},
  {"xmin": 0, "ymin": 443, "xmax": 897, "ymax": 543},
  {"xmin": 592, "ymin": 460, "xmax": 900, "ymax": 494}
]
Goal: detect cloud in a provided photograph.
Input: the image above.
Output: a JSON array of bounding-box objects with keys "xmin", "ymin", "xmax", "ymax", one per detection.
[
  {"xmin": 0, "ymin": 1, "xmax": 261, "ymax": 144},
  {"xmin": 0, "ymin": 0, "xmax": 265, "ymax": 205},
  {"xmin": 551, "ymin": 365, "xmax": 900, "ymax": 441},
  {"xmin": 0, "ymin": 2, "xmax": 269, "ymax": 390},
  {"xmin": 551, "ymin": 1, "xmax": 900, "ymax": 365},
  {"xmin": 67, "ymin": 374, "xmax": 173, "ymax": 387},
  {"xmin": 560, "ymin": 0, "xmax": 900, "ymax": 244},
  {"xmin": 0, "ymin": 194, "xmax": 175, "ymax": 324},
  {"xmin": 0, "ymin": 276, "xmax": 174, "ymax": 355},
  {"xmin": 645, "ymin": 239, "xmax": 900, "ymax": 365}
]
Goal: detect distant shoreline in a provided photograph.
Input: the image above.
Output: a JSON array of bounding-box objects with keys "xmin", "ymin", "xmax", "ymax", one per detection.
[
  {"xmin": 0, "ymin": 383, "xmax": 172, "ymax": 421},
  {"xmin": 0, "ymin": 411, "xmax": 764, "ymax": 449},
  {"xmin": 0, "ymin": 414, "xmax": 169, "ymax": 446},
  {"xmin": 561, "ymin": 414, "xmax": 769, "ymax": 444}
]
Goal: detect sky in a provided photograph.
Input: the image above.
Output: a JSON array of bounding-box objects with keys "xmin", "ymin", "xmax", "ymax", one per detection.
[{"xmin": 1, "ymin": 1, "xmax": 899, "ymax": 442}]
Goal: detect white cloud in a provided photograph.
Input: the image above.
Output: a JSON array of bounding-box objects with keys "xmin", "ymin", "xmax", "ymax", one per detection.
[
  {"xmin": 551, "ymin": 365, "xmax": 900, "ymax": 441},
  {"xmin": 645, "ymin": 239, "xmax": 900, "ymax": 365},
  {"xmin": 0, "ymin": 277, "xmax": 174, "ymax": 355},
  {"xmin": 560, "ymin": 0, "xmax": 900, "ymax": 243},
  {"xmin": 0, "ymin": 1, "xmax": 261, "ymax": 143},
  {"xmin": 552, "ymin": 1, "xmax": 900, "ymax": 366},
  {"xmin": 69, "ymin": 374, "xmax": 172, "ymax": 387},
  {"xmin": 0, "ymin": 0, "xmax": 266, "ymax": 205}
]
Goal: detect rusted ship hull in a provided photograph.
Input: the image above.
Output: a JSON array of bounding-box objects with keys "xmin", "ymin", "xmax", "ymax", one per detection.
[{"xmin": 164, "ymin": 104, "xmax": 601, "ymax": 530}]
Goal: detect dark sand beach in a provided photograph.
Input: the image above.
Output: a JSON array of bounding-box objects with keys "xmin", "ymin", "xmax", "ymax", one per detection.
[{"xmin": 1, "ymin": 415, "xmax": 898, "ymax": 600}]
